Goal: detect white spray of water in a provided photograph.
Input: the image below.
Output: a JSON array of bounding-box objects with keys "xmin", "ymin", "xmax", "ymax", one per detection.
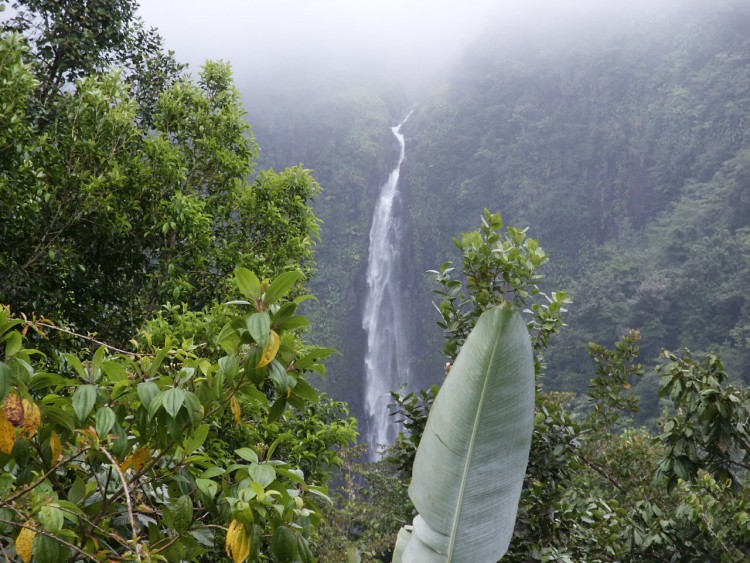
[{"xmin": 362, "ymin": 111, "xmax": 413, "ymax": 458}]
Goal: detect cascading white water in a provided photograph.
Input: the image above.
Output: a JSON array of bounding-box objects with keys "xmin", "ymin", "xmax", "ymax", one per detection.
[{"xmin": 362, "ymin": 111, "xmax": 413, "ymax": 458}]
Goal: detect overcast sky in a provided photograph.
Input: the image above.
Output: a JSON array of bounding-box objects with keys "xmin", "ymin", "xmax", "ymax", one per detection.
[
  {"xmin": 140, "ymin": 0, "xmax": 496, "ymax": 71},
  {"xmin": 137, "ymin": 0, "xmax": 500, "ymax": 80},
  {"xmin": 136, "ymin": 0, "xmax": 710, "ymax": 90}
]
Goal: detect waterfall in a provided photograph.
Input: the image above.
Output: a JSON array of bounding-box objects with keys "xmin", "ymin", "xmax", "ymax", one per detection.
[{"xmin": 362, "ymin": 111, "xmax": 413, "ymax": 458}]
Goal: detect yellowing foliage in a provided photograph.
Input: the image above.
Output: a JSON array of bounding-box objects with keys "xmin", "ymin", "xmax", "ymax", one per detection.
[
  {"xmin": 21, "ymin": 399, "xmax": 41, "ymax": 438},
  {"xmin": 230, "ymin": 395, "xmax": 242, "ymax": 425},
  {"xmin": 15, "ymin": 523, "xmax": 36, "ymax": 563},
  {"xmin": 121, "ymin": 447, "xmax": 152, "ymax": 473},
  {"xmin": 256, "ymin": 330, "xmax": 280, "ymax": 368},
  {"xmin": 225, "ymin": 519, "xmax": 251, "ymax": 563},
  {"xmin": 50, "ymin": 431, "xmax": 63, "ymax": 462},
  {"xmin": 0, "ymin": 409, "xmax": 15, "ymax": 454}
]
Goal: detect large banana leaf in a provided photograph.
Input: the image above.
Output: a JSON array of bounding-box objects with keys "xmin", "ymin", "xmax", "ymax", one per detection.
[{"xmin": 395, "ymin": 305, "xmax": 535, "ymax": 562}]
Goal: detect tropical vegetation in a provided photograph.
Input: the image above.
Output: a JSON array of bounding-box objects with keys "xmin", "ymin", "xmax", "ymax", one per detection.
[{"xmin": 4, "ymin": 0, "xmax": 750, "ymax": 561}]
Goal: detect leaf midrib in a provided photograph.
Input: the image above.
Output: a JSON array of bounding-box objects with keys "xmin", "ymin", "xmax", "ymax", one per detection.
[{"xmin": 446, "ymin": 322, "xmax": 505, "ymax": 560}]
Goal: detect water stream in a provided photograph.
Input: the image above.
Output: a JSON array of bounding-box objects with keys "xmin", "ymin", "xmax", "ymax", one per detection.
[{"xmin": 362, "ymin": 111, "xmax": 413, "ymax": 458}]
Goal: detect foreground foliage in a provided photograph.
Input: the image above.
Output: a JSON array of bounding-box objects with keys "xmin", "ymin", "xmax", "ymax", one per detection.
[{"xmin": 0, "ymin": 269, "xmax": 356, "ymax": 562}]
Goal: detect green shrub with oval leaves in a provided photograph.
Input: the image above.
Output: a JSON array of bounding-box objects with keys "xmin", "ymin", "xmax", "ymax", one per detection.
[{"xmin": 0, "ymin": 267, "xmax": 355, "ymax": 562}]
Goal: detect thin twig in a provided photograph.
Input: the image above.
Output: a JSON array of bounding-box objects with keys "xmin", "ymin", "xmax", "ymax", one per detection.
[
  {"xmin": 100, "ymin": 446, "xmax": 142, "ymax": 562},
  {"xmin": 24, "ymin": 320, "xmax": 138, "ymax": 357},
  {"xmin": 578, "ymin": 453, "xmax": 625, "ymax": 493}
]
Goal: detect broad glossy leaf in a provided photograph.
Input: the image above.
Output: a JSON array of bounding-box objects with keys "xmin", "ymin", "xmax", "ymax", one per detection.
[
  {"xmin": 95, "ymin": 406, "xmax": 116, "ymax": 437},
  {"xmin": 249, "ymin": 463, "xmax": 276, "ymax": 487},
  {"xmin": 291, "ymin": 377, "xmax": 318, "ymax": 403},
  {"xmin": 235, "ymin": 447, "xmax": 258, "ymax": 463},
  {"xmin": 101, "ymin": 360, "xmax": 128, "ymax": 382},
  {"xmin": 235, "ymin": 267, "xmax": 262, "ymax": 300},
  {"xmin": 27, "ymin": 372, "xmax": 70, "ymax": 391},
  {"xmin": 247, "ymin": 312, "xmax": 270, "ymax": 349},
  {"xmin": 137, "ymin": 381, "xmax": 160, "ymax": 409},
  {"xmin": 264, "ymin": 271, "xmax": 304, "ymax": 306},
  {"xmin": 72, "ymin": 385, "xmax": 97, "ymax": 423},
  {"xmin": 399, "ymin": 305, "xmax": 535, "ymax": 562}
]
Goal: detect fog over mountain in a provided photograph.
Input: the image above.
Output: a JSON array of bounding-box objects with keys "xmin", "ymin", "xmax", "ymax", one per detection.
[
  {"xmin": 136, "ymin": 0, "xmax": 712, "ymax": 91},
  {"xmin": 138, "ymin": 0, "xmax": 497, "ymax": 86}
]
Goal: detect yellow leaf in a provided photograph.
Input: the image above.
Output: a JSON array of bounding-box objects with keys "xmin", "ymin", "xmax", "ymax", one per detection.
[
  {"xmin": 121, "ymin": 447, "xmax": 151, "ymax": 473},
  {"xmin": 225, "ymin": 519, "xmax": 251, "ymax": 563},
  {"xmin": 21, "ymin": 399, "xmax": 41, "ymax": 438},
  {"xmin": 256, "ymin": 330, "xmax": 280, "ymax": 368},
  {"xmin": 15, "ymin": 522, "xmax": 36, "ymax": 563},
  {"xmin": 230, "ymin": 396, "xmax": 242, "ymax": 425},
  {"xmin": 4, "ymin": 393, "xmax": 24, "ymax": 427},
  {"xmin": 0, "ymin": 409, "xmax": 15, "ymax": 454},
  {"xmin": 50, "ymin": 431, "xmax": 62, "ymax": 462}
]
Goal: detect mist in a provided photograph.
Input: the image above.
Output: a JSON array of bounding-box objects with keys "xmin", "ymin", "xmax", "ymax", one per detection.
[
  {"xmin": 138, "ymin": 0, "xmax": 497, "ymax": 89},
  {"xmin": 136, "ymin": 0, "xmax": 733, "ymax": 101}
]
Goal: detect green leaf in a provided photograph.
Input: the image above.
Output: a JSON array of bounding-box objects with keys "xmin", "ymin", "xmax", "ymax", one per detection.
[
  {"xmin": 183, "ymin": 424, "xmax": 210, "ymax": 454},
  {"xmin": 90, "ymin": 346, "xmax": 106, "ymax": 382},
  {"xmin": 39, "ymin": 504, "xmax": 64, "ymax": 533},
  {"xmin": 41, "ymin": 405, "xmax": 75, "ymax": 433},
  {"xmin": 294, "ymin": 347, "xmax": 338, "ymax": 370},
  {"xmin": 147, "ymin": 345, "xmax": 171, "ymax": 378},
  {"xmin": 397, "ymin": 305, "xmax": 535, "ymax": 562},
  {"xmin": 64, "ymin": 354, "xmax": 87, "ymax": 380},
  {"xmin": 5, "ymin": 331, "xmax": 21, "ymax": 357},
  {"xmin": 137, "ymin": 381, "xmax": 160, "ymax": 409},
  {"xmin": 291, "ymin": 378, "xmax": 318, "ymax": 403},
  {"xmin": 264, "ymin": 271, "xmax": 304, "ymax": 306},
  {"xmin": 249, "ymin": 463, "xmax": 276, "ymax": 487},
  {"xmin": 95, "ymin": 406, "xmax": 116, "ymax": 437},
  {"xmin": 276, "ymin": 316, "xmax": 310, "ymax": 331},
  {"xmin": 170, "ymin": 495, "xmax": 193, "ymax": 534},
  {"xmin": 68, "ymin": 477, "xmax": 87, "ymax": 505},
  {"xmin": 28, "ymin": 372, "xmax": 70, "ymax": 390},
  {"xmin": 268, "ymin": 398, "xmax": 286, "ymax": 423},
  {"xmin": 0, "ymin": 362, "xmax": 10, "ymax": 403},
  {"xmin": 247, "ymin": 312, "xmax": 271, "ymax": 348},
  {"xmin": 272, "ymin": 526, "xmax": 299, "ymax": 562},
  {"xmin": 33, "ymin": 533, "xmax": 70, "ymax": 563},
  {"xmin": 101, "ymin": 360, "xmax": 128, "ymax": 382},
  {"xmin": 200, "ymin": 466, "xmax": 225, "ymax": 479},
  {"xmin": 148, "ymin": 391, "xmax": 166, "ymax": 421},
  {"xmin": 72, "ymin": 384, "xmax": 97, "ymax": 423},
  {"xmin": 196, "ymin": 478, "xmax": 218, "ymax": 499},
  {"xmin": 163, "ymin": 387, "xmax": 186, "ymax": 419},
  {"xmin": 235, "ymin": 267, "xmax": 262, "ymax": 299},
  {"xmin": 235, "ymin": 447, "xmax": 259, "ymax": 463}
]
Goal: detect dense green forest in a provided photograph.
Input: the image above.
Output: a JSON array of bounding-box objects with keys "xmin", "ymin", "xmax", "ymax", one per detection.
[
  {"xmin": 4, "ymin": 0, "xmax": 750, "ymax": 561},
  {"xmin": 400, "ymin": 0, "xmax": 750, "ymax": 402}
]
